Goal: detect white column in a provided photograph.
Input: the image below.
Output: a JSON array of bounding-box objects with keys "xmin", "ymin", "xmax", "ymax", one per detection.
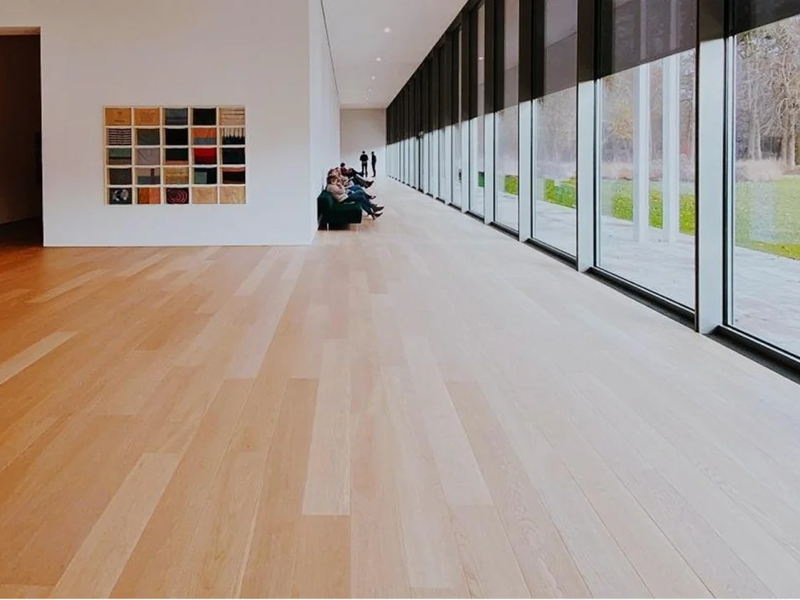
[
  {"xmin": 633, "ymin": 63, "xmax": 651, "ymax": 242},
  {"xmin": 462, "ymin": 121, "xmax": 470, "ymax": 212},
  {"xmin": 531, "ymin": 101, "xmax": 546, "ymax": 241},
  {"xmin": 576, "ymin": 80, "xmax": 597, "ymax": 271},
  {"xmin": 663, "ymin": 53, "xmax": 681, "ymax": 243},
  {"xmin": 444, "ymin": 126, "xmax": 453, "ymax": 204},
  {"xmin": 696, "ymin": 36, "xmax": 726, "ymax": 333},
  {"xmin": 432, "ymin": 131, "xmax": 440, "ymax": 198},
  {"xmin": 518, "ymin": 100, "xmax": 533, "ymax": 242},
  {"xmin": 485, "ymin": 115, "xmax": 495, "ymax": 224}
]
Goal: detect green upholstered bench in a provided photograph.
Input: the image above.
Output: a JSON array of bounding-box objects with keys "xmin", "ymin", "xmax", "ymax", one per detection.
[{"xmin": 317, "ymin": 191, "xmax": 363, "ymax": 229}]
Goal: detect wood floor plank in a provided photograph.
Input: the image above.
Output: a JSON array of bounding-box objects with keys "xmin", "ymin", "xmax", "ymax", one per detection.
[
  {"xmin": 303, "ymin": 339, "xmax": 351, "ymax": 516},
  {"xmin": 177, "ymin": 451, "xmax": 266, "ymax": 598},
  {"xmin": 0, "ymin": 331, "xmax": 75, "ymax": 387},
  {"xmin": 292, "ymin": 516, "xmax": 351, "ymax": 598},
  {"xmin": 50, "ymin": 453, "xmax": 179, "ymax": 598},
  {"xmin": 350, "ymin": 408, "xmax": 411, "ymax": 598},
  {"xmin": 109, "ymin": 380, "xmax": 252, "ymax": 597},
  {"xmin": 383, "ymin": 367, "xmax": 467, "ymax": 594},
  {"xmin": 240, "ymin": 378, "xmax": 319, "ymax": 598},
  {"xmin": 446, "ymin": 381, "xmax": 591, "ymax": 598},
  {"xmin": 1, "ymin": 180, "xmax": 800, "ymax": 597},
  {"xmin": 450, "ymin": 506, "xmax": 530, "ymax": 598}
]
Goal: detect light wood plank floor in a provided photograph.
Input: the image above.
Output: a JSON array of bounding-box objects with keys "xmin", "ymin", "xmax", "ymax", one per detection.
[{"xmin": 2, "ymin": 180, "xmax": 800, "ymax": 598}]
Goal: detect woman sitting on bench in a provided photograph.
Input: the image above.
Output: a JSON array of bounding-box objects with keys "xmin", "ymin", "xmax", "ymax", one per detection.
[{"xmin": 326, "ymin": 175, "xmax": 383, "ymax": 220}]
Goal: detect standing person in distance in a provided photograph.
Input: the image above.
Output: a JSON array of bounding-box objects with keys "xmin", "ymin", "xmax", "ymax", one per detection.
[
  {"xmin": 360, "ymin": 151, "xmax": 369, "ymax": 177},
  {"xmin": 371, "ymin": 151, "xmax": 377, "ymax": 178}
]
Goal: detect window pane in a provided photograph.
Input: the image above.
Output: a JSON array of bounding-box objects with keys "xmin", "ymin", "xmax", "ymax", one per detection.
[
  {"xmin": 440, "ymin": 128, "xmax": 450, "ymax": 201},
  {"xmin": 471, "ymin": 4, "xmax": 487, "ymax": 216},
  {"xmin": 533, "ymin": 0, "xmax": 578, "ymax": 254},
  {"xmin": 598, "ymin": 50, "xmax": 697, "ymax": 306},
  {"xmin": 454, "ymin": 27, "xmax": 464, "ymax": 208},
  {"xmin": 535, "ymin": 89, "xmax": 577, "ymax": 254},
  {"xmin": 496, "ymin": 0, "xmax": 519, "ymax": 230},
  {"xmin": 599, "ymin": 0, "xmax": 696, "ymax": 77},
  {"xmin": 731, "ymin": 14, "xmax": 800, "ymax": 357}
]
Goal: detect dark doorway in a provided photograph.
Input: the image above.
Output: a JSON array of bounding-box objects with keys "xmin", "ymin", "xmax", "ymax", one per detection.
[{"xmin": 0, "ymin": 30, "xmax": 43, "ymax": 247}]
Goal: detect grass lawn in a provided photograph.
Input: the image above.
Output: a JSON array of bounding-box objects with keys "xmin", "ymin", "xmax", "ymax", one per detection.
[
  {"xmin": 536, "ymin": 177, "xmax": 800, "ymax": 261},
  {"xmin": 493, "ymin": 174, "xmax": 800, "ymax": 260}
]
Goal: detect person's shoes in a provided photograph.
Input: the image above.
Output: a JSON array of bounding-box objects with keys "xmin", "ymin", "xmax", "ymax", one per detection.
[
  {"xmin": 372, "ymin": 205, "xmax": 384, "ymax": 211},
  {"xmin": 371, "ymin": 211, "xmax": 382, "ymax": 220},
  {"xmin": 365, "ymin": 181, "xmax": 374, "ymax": 188}
]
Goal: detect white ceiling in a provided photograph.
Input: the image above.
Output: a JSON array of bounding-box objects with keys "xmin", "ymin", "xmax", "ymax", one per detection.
[{"xmin": 322, "ymin": 0, "xmax": 465, "ymax": 109}]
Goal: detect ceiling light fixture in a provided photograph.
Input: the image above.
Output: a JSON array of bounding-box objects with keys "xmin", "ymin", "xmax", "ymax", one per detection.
[
  {"xmin": 384, "ymin": 27, "xmax": 391, "ymax": 33},
  {"xmin": 376, "ymin": 57, "xmax": 382, "ymax": 62},
  {"xmin": 479, "ymin": 56, "xmax": 484, "ymax": 61},
  {"xmin": 371, "ymin": 76, "xmax": 376, "ymax": 80}
]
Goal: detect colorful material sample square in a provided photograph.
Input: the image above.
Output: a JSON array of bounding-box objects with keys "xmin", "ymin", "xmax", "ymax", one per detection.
[
  {"xmin": 220, "ymin": 186, "xmax": 246, "ymax": 205},
  {"xmin": 137, "ymin": 128, "xmax": 160, "ymax": 146},
  {"xmin": 166, "ymin": 188, "xmax": 190, "ymax": 205},
  {"xmin": 107, "ymin": 128, "xmax": 132, "ymax": 146},
  {"xmin": 105, "ymin": 107, "xmax": 132, "ymax": 127},
  {"xmin": 221, "ymin": 168, "xmax": 245, "ymax": 185},
  {"xmin": 193, "ymin": 187, "xmax": 218, "ymax": 205},
  {"xmin": 134, "ymin": 108, "xmax": 161, "ymax": 126},
  {"xmin": 108, "ymin": 148, "xmax": 132, "ymax": 166},
  {"xmin": 219, "ymin": 107, "xmax": 245, "ymax": 127},
  {"xmin": 109, "ymin": 188, "xmax": 133, "ymax": 205},
  {"xmin": 164, "ymin": 108, "xmax": 189, "ymax": 126},
  {"xmin": 164, "ymin": 167, "xmax": 190, "ymax": 185},
  {"xmin": 137, "ymin": 188, "xmax": 161, "ymax": 204},
  {"xmin": 193, "ymin": 108, "xmax": 217, "ymax": 126},
  {"xmin": 108, "ymin": 168, "xmax": 133, "ymax": 186}
]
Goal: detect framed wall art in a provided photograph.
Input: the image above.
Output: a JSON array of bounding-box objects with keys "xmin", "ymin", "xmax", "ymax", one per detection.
[{"xmin": 104, "ymin": 106, "xmax": 246, "ymax": 206}]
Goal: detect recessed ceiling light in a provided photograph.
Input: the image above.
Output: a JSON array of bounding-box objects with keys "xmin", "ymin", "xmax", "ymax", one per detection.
[
  {"xmin": 384, "ymin": 27, "xmax": 391, "ymax": 33},
  {"xmin": 376, "ymin": 57, "xmax": 382, "ymax": 62},
  {"xmin": 371, "ymin": 76, "xmax": 376, "ymax": 80},
  {"xmin": 479, "ymin": 56, "xmax": 484, "ymax": 61}
]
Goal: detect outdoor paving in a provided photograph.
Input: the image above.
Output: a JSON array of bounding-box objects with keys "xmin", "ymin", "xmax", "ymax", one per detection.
[{"xmin": 493, "ymin": 195, "xmax": 800, "ymax": 358}]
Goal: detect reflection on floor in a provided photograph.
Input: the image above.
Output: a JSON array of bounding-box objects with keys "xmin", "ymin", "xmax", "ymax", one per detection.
[{"xmin": 1, "ymin": 179, "xmax": 800, "ymax": 597}]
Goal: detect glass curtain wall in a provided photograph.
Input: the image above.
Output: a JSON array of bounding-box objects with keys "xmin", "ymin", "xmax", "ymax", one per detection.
[
  {"xmin": 729, "ymin": 4, "xmax": 800, "ymax": 357},
  {"xmin": 470, "ymin": 4, "xmax": 487, "ymax": 216},
  {"xmin": 534, "ymin": 0, "xmax": 578, "ymax": 255},
  {"xmin": 597, "ymin": 0, "xmax": 697, "ymax": 308},
  {"xmin": 385, "ymin": 0, "xmax": 800, "ymax": 367},
  {"xmin": 495, "ymin": 0, "xmax": 520, "ymax": 230}
]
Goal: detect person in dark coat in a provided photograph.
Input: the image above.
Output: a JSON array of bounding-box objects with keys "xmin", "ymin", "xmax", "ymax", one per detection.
[
  {"xmin": 371, "ymin": 151, "xmax": 377, "ymax": 178},
  {"xmin": 360, "ymin": 151, "xmax": 369, "ymax": 177}
]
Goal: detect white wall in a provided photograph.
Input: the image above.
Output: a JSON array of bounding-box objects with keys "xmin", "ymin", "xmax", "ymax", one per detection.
[
  {"xmin": 309, "ymin": 0, "xmax": 340, "ymax": 208},
  {"xmin": 340, "ymin": 109, "xmax": 386, "ymax": 177},
  {"xmin": 0, "ymin": 0, "xmax": 339, "ymax": 246}
]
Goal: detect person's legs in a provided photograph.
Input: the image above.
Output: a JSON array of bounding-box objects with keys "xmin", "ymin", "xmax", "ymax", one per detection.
[
  {"xmin": 372, "ymin": 163, "xmax": 376, "ymax": 178},
  {"xmin": 348, "ymin": 190, "xmax": 381, "ymax": 216}
]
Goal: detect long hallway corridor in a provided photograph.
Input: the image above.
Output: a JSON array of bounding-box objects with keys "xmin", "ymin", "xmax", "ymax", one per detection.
[{"xmin": 1, "ymin": 179, "xmax": 800, "ymax": 597}]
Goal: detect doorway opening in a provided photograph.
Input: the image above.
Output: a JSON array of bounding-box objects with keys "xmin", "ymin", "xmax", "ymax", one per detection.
[{"xmin": 0, "ymin": 28, "xmax": 42, "ymax": 247}]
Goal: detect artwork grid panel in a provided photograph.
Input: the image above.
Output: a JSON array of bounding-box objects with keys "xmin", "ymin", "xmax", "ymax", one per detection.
[{"xmin": 104, "ymin": 106, "xmax": 246, "ymax": 205}]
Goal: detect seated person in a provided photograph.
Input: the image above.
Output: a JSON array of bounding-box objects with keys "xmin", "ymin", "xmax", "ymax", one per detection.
[
  {"xmin": 326, "ymin": 175, "xmax": 383, "ymax": 220},
  {"xmin": 332, "ymin": 168, "xmax": 378, "ymax": 201},
  {"xmin": 340, "ymin": 163, "xmax": 373, "ymax": 188}
]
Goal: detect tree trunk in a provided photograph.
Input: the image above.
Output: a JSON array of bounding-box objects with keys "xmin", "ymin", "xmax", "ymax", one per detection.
[
  {"xmin": 782, "ymin": 128, "xmax": 791, "ymax": 165},
  {"xmin": 790, "ymin": 124, "xmax": 798, "ymax": 168},
  {"xmin": 755, "ymin": 126, "xmax": 762, "ymax": 161}
]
